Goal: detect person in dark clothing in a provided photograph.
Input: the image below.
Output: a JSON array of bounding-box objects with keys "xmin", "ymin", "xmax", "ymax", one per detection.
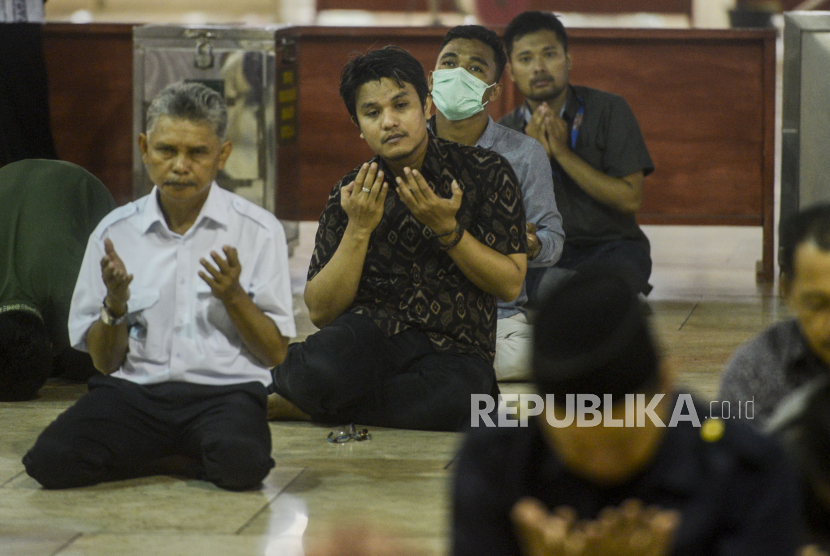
[
  {"xmin": 766, "ymin": 377, "xmax": 830, "ymax": 553},
  {"xmin": 0, "ymin": 159, "xmax": 115, "ymax": 400},
  {"xmin": 499, "ymin": 11, "xmax": 654, "ymax": 298},
  {"xmin": 452, "ymin": 270, "xmax": 802, "ymax": 556},
  {"xmin": 0, "ymin": 0, "xmax": 58, "ymax": 166},
  {"xmin": 268, "ymin": 46, "xmax": 527, "ymax": 431}
]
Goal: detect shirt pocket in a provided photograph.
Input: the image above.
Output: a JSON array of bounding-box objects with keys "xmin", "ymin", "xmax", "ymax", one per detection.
[{"xmin": 126, "ymin": 287, "xmax": 162, "ymax": 362}]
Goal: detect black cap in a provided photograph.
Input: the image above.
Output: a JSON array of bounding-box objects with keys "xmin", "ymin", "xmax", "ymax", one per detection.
[{"xmin": 532, "ymin": 270, "xmax": 658, "ymax": 400}]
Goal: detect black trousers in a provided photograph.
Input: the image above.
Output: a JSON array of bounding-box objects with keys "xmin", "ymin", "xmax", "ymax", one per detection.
[
  {"xmin": 527, "ymin": 238, "xmax": 653, "ymax": 303},
  {"xmin": 271, "ymin": 312, "xmax": 496, "ymax": 432},
  {"xmin": 0, "ymin": 23, "xmax": 58, "ymax": 166},
  {"xmin": 23, "ymin": 375, "xmax": 275, "ymax": 490}
]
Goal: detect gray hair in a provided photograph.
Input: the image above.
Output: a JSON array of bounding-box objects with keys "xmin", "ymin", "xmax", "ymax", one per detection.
[{"xmin": 145, "ymin": 82, "xmax": 228, "ymax": 140}]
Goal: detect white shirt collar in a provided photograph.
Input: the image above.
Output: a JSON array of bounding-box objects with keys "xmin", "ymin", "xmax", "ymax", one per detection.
[{"xmin": 141, "ymin": 182, "xmax": 228, "ymax": 235}]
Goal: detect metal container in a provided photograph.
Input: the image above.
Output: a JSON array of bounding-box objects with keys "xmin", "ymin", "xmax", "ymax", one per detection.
[
  {"xmin": 782, "ymin": 12, "xmax": 830, "ymax": 226},
  {"xmin": 132, "ymin": 25, "xmax": 300, "ymax": 247}
]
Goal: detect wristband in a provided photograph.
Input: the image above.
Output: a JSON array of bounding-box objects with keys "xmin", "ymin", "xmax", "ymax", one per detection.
[
  {"xmin": 100, "ymin": 299, "xmax": 128, "ymax": 326},
  {"xmin": 437, "ymin": 225, "xmax": 465, "ymax": 251},
  {"xmin": 432, "ymin": 226, "xmax": 457, "ymax": 238}
]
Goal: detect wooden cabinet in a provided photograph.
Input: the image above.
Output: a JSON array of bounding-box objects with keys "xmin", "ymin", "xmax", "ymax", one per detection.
[{"xmin": 42, "ymin": 24, "xmax": 777, "ymax": 278}]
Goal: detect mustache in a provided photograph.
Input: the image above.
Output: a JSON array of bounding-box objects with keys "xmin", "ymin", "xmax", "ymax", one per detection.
[
  {"xmin": 531, "ymin": 74, "xmax": 554, "ymax": 84},
  {"xmin": 163, "ymin": 180, "xmax": 198, "ymax": 186}
]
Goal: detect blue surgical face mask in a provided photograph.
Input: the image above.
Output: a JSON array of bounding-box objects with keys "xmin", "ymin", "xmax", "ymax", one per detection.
[{"xmin": 431, "ymin": 67, "xmax": 496, "ymax": 121}]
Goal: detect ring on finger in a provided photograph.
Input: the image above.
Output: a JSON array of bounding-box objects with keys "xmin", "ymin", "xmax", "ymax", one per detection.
[{"xmin": 362, "ymin": 187, "xmax": 371, "ymax": 194}]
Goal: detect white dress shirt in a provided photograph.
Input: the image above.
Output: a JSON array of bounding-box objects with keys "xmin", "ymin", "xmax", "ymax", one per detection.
[{"xmin": 69, "ymin": 184, "xmax": 296, "ymax": 387}]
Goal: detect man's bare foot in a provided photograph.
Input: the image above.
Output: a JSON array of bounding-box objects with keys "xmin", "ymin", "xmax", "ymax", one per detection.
[{"xmin": 267, "ymin": 392, "xmax": 312, "ymax": 421}]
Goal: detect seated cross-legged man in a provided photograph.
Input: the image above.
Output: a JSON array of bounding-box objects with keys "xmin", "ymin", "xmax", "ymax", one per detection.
[
  {"xmin": 23, "ymin": 82, "xmax": 296, "ymax": 490},
  {"xmin": 500, "ymin": 11, "xmax": 655, "ymax": 299},
  {"xmin": 428, "ymin": 25, "xmax": 565, "ymax": 381},
  {"xmin": 268, "ymin": 46, "xmax": 527, "ymax": 431}
]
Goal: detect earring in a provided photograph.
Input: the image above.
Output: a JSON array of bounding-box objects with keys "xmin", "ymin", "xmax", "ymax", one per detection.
[{"xmin": 360, "ymin": 133, "xmax": 364, "ymax": 139}]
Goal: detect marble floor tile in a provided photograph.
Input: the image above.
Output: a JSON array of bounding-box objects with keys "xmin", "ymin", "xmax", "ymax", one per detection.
[
  {"xmin": 0, "ymin": 456, "xmax": 25, "ymax": 487},
  {"xmin": 55, "ymin": 534, "xmax": 270, "ymax": 556},
  {"xmin": 244, "ymin": 460, "xmax": 452, "ymax": 546},
  {"xmin": 0, "ymin": 467, "xmax": 304, "ymax": 534},
  {"xmin": 0, "ymin": 524, "xmax": 79, "ymax": 556},
  {"xmin": 270, "ymin": 422, "xmax": 460, "ymax": 464},
  {"xmin": 55, "ymin": 532, "xmax": 446, "ymax": 556},
  {"xmin": 0, "ymin": 384, "xmax": 87, "ymax": 485},
  {"xmin": 0, "ymin": 225, "xmax": 790, "ymax": 555},
  {"xmin": 650, "ymin": 300, "xmax": 698, "ymax": 332},
  {"xmin": 680, "ymin": 299, "xmax": 789, "ymax": 333}
]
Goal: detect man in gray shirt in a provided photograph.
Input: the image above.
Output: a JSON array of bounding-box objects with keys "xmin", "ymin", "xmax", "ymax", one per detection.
[
  {"xmin": 429, "ymin": 25, "xmax": 565, "ymax": 381},
  {"xmin": 719, "ymin": 204, "xmax": 830, "ymax": 427}
]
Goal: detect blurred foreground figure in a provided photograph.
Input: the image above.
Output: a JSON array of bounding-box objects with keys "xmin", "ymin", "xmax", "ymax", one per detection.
[
  {"xmin": 308, "ymin": 528, "xmax": 427, "ymax": 556},
  {"xmin": 452, "ymin": 271, "xmax": 802, "ymax": 556},
  {"xmin": 721, "ymin": 204, "xmax": 830, "ymax": 427},
  {"xmin": 767, "ymin": 377, "xmax": 830, "ymax": 553}
]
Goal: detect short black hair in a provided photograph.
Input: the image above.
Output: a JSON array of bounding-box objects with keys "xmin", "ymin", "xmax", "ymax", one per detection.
[
  {"xmin": 0, "ymin": 311, "xmax": 52, "ymax": 401},
  {"xmin": 339, "ymin": 46, "xmax": 429, "ymax": 124},
  {"xmin": 438, "ymin": 25, "xmax": 507, "ymax": 83},
  {"xmin": 533, "ymin": 270, "xmax": 659, "ymax": 400},
  {"xmin": 503, "ymin": 11, "xmax": 568, "ymax": 58},
  {"xmin": 779, "ymin": 204, "xmax": 830, "ymax": 278}
]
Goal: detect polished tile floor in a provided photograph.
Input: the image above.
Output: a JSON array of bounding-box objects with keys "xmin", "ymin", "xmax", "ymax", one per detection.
[{"xmin": 0, "ymin": 223, "xmax": 789, "ymax": 556}]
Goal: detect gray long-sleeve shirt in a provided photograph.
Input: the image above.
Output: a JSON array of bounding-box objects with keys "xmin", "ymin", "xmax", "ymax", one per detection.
[
  {"xmin": 718, "ymin": 319, "xmax": 830, "ymax": 428},
  {"xmin": 475, "ymin": 117, "xmax": 565, "ymax": 319}
]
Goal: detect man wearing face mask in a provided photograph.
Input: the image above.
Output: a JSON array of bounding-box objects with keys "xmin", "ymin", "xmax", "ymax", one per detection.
[{"xmin": 430, "ymin": 25, "xmax": 565, "ymax": 381}]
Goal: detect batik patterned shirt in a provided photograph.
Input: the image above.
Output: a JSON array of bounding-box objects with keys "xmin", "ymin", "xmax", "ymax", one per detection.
[{"xmin": 309, "ymin": 134, "xmax": 527, "ymax": 363}]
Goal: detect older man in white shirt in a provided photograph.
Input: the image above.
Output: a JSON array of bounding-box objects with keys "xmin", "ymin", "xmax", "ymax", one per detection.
[{"xmin": 23, "ymin": 82, "xmax": 295, "ymax": 491}]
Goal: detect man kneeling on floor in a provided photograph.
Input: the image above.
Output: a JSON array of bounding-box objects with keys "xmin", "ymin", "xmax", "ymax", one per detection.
[
  {"xmin": 268, "ymin": 46, "xmax": 527, "ymax": 431},
  {"xmin": 23, "ymin": 82, "xmax": 296, "ymax": 490}
]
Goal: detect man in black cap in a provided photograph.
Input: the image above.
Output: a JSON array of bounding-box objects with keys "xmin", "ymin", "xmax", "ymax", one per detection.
[{"xmin": 452, "ymin": 271, "xmax": 802, "ymax": 556}]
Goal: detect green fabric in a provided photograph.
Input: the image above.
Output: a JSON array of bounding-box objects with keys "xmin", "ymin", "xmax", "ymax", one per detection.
[{"xmin": 0, "ymin": 159, "xmax": 115, "ymax": 351}]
